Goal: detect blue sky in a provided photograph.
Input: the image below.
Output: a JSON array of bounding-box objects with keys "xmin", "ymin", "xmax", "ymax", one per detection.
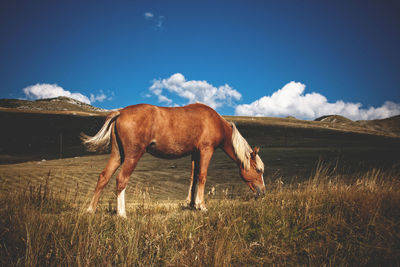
[{"xmin": 1, "ymin": 0, "xmax": 399, "ymax": 120}]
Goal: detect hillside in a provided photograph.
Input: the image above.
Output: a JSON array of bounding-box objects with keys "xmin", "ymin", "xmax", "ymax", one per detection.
[
  {"xmin": 0, "ymin": 96, "xmax": 107, "ymax": 114},
  {"xmin": 358, "ymin": 115, "xmax": 400, "ymax": 137},
  {"xmin": 226, "ymin": 114, "xmax": 400, "ymax": 138},
  {"xmin": 315, "ymin": 114, "xmax": 400, "ymax": 137}
]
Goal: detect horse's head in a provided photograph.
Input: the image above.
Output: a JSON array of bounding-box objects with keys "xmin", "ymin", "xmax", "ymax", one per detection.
[{"xmin": 239, "ymin": 147, "xmax": 265, "ymax": 197}]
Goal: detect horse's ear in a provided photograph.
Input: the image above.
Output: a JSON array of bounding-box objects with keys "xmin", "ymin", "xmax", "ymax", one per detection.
[{"xmin": 251, "ymin": 146, "xmax": 260, "ymax": 159}]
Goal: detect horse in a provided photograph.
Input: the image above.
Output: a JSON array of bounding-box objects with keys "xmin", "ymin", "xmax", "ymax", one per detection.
[{"xmin": 81, "ymin": 103, "xmax": 265, "ymax": 217}]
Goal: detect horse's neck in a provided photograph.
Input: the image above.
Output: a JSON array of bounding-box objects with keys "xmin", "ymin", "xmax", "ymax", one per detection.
[
  {"xmin": 221, "ymin": 124, "xmax": 241, "ymax": 166},
  {"xmin": 222, "ymin": 142, "xmax": 239, "ymax": 165}
]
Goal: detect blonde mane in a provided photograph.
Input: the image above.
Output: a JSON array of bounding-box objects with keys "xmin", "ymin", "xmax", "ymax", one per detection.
[{"xmin": 230, "ymin": 122, "xmax": 264, "ymax": 172}]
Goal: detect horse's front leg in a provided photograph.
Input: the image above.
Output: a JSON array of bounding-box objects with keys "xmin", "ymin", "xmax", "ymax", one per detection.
[{"xmin": 194, "ymin": 147, "xmax": 214, "ymax": 211}]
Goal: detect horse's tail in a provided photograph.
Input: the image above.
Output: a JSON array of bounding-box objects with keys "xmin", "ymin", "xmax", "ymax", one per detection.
[{"xmin": 80, "ymin": 110, "xmax": 121, "ymax": 153}]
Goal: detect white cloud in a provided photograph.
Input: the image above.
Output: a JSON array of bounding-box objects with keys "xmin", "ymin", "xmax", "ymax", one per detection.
[
  {"xmin": 157, "ymin": 94, "xmax": 172, "ymax": 104},
  {"xmin": 144, "ymin": 11, "xmax": 164, "ymax": 29},
  {"xmin": 23, "ymin": 83, "xmax": 113, "ymax": 105},
  {"xmin": 90, "ymin": 93, "xmax": 106, "ymax": 103},
  {"xmin": 149, "ymin": 73, "xmax": 242, "ymax": 109},
  {"xmin": 235, "ymin": 81, "xmax": 400, "ymax": 120},
  {"xmin": 155, "ymin": 16, "xmax": 165, "ymax": 29},
  {"xmin": 90, "ymin": 90, "xmax": 113, "ymax": 103},
  {"xmin": 144, "ymin": 12, "xmax": 154, "ymax": 19}
]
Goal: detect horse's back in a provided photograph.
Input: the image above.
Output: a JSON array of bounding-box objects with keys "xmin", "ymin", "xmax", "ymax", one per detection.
[
  {"xmin": 157, "ymin": 103, "xmax": 225, "ymax": 136},
  {"xmin": 116, "ymin": 103, "xmax": 227, "ymax": 156},
  {"xmin": 119, "ymin": 103, "xmax": 223, "ymax": 130}
]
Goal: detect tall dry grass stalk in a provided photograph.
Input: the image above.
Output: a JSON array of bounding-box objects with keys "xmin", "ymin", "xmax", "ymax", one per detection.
[{"xmin": 1, "ymin": 164, "xmax": 399, "ymax": 266}]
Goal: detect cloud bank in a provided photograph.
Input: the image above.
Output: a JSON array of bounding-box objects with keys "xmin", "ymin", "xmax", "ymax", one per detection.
[
  {"xmin": 235, "ymin": 81, "xmax": 400, "ymax": 120},
  {"xmin": 23, "ymin": 83, "xmax": 111, "ymax": 105},
  {"xmin": 149, "ymin": 73, "xmax": 242, "ymax": 109}
]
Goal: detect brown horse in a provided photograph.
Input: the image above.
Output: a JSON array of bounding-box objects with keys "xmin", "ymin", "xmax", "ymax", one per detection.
[{"xmin": 81, "ymin": 103, "xmax": 265, "ymax": 217}]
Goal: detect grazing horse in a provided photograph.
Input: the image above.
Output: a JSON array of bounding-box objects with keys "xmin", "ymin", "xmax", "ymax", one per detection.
[{"xmin": 81, "ymin": 103, "xmax": 265, "ymax": 217}]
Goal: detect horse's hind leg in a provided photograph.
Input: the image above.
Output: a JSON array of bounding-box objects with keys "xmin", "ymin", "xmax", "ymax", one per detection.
[
  {"xmin": 186, "ymin": 154, "xmax": 198, "ymax": 208},
  {"xmin": 116, "ymin": 147, "xmax": 144, "ymax": 218},
  {"xmin": 87, "ymin": 153, "xmax": 120, "ymax": 213},
  {"xmin": 87, "ymin": 128, "xmax": 121, "ymax": 213}
]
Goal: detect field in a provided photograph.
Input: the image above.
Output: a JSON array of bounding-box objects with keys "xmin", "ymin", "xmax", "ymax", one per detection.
[
  {"xmin": 1, "ymin": 106, "xmax": 400, "ymax": 265},
  {"xmin": 1, "ymin": 160, "xmax": 399, "ymax": 266}
]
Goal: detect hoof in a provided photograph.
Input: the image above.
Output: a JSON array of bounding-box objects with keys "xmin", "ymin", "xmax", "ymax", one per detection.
[
  {"xmin": 183, "ymin": 202, "xmax": 207, "ymax": 212},
  {"xmin": 187, "ymin": 201, "xmax": 195, "ymax": 210},
  {"xmin": 86, "ymin": 207, "xmax": 95, "ymax": 214},
  {"xmin": 195, "ymin": 203, "xmax": 208, "ymax": 212},
  {"xmin": 117, "ymin": 213, "xmax": 127, "ymax": 219}
]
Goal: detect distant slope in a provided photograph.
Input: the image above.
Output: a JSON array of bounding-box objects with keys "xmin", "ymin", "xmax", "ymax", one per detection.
[
  {"xmin": 314, "ymin": 115, "xmax": 400, "ymax": 137},
  {"xmin": 226, "ymin": 114, "xmax": 400, "ymax": 138},
  {"xmin": 0, "ymin": 96, "xmax": 107, "ymax": 114},
  {"xmin": 358, "ymin": 115, "xmax": 400, "ymax": 137},
  {"xmin": 0, "ymin": 110, "xmax": 106, "ymax": 163},
  {"xmin": 315, "ymin": 115, "xmax": 354, "ymax": 124}
]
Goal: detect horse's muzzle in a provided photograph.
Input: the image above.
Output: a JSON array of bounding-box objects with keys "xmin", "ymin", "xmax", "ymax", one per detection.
[{"xmin": 255, "ymin": 185, "xmax": 266, "ymax": 198}]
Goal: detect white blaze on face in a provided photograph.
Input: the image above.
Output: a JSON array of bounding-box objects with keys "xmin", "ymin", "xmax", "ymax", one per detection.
[
  {"xmin": 117, "ymin": 188, "xmax": 126, "ymax": 217},
  {"xmin": 261, "ymin": 174, "xmax": 265, "ymax": 186}
]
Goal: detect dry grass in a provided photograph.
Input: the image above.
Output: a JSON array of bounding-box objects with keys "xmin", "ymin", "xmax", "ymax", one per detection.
[{"xmin": 1, "ymin": 163, "xmax": 399, "ymax": 266}]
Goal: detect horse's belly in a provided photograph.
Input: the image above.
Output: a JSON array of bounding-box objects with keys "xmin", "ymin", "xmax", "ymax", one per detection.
[{"xmin": 145, "ymin": 141, "xmax": 192, "ymax": 159}]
